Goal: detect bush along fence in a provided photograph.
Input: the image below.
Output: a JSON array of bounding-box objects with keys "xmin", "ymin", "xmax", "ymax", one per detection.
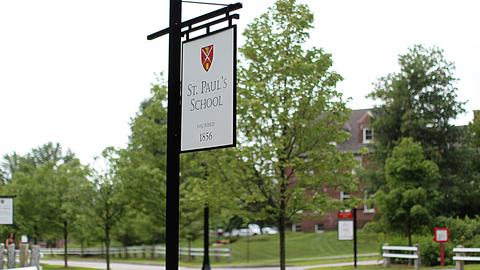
[
  {"xmin": 40, "ymin": 245, "xmax": 232, "ymax": 263},
  {"xmin": 382, "ymin": 243, "xmax": 421, "ymax": 270},
  {"xmin": 1, "ymin": 243, "xmax": 41, "ymax": 269}
]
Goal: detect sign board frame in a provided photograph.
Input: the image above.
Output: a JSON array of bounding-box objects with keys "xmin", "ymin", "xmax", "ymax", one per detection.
[
  {"xmin": 338, "ymin": 220, "xmax": 354, "ymax": 240},
  {"xmin": 180, "ymin": 26, "xmax": 237, "ymax": 153},
  {"xmin": 434, "ymin": 228, "xmax": 449, "ymax": 243},
  {"xmin": 0, "ymin": 197, "xmax": 14, "ymax": 225},
  {"xmin": 338, "ymin": 210, "xmax": 353, "ymax": 218}
]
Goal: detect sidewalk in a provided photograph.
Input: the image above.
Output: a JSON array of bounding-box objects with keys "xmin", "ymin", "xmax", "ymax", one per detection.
[{"xmin": 41, "ymin": 256, "xmax": 381, "ymax": 270}]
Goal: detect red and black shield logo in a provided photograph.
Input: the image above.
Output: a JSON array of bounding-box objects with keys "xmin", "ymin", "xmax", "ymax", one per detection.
[{"xmin": 201, "ymin": 45, "xmax": 214, "ymax": 72}]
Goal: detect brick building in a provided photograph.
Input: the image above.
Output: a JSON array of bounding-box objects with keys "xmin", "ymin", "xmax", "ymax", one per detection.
[{"xmin": 294, "ymin": 109, "xmax": 376, "ymax": 233}]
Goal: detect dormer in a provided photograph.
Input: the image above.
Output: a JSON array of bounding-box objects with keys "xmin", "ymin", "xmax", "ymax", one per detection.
[{"xmin": 358, "ymin": 111, "xmax": 374, "ymax": 144}]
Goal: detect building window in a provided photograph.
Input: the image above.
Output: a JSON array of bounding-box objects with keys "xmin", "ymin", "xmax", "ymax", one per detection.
[
  {"xmin": 315, "ymin": 223, "xmax": 325, "ymax": 233},
  {"xmin": 363, "ymin": 127, "xmax": 373, "ymax": 143},
  {"xmin": 340, "ymin": 190, "xmax": 350, "ymax": 201},
  {"xmin": 364, "ymin": 191, "xmax": 375, "ymax": 213},
  {"xmin": 352, "ymin": 156, "xmax": 363, "ymax": 174},
  {"xmin": 293, "ymin": 224, "xmax": 302, "ymax": 232}
]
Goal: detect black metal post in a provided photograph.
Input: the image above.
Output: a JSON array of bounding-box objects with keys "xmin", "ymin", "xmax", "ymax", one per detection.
[
  {"xmin": 353, "ymin": 207, "xmax": 357, "ymax": 268},
  {"xmin": 202, "ymin": 204, "xmax": 211, "ymax": 270},
  {"xmin": 166, "ymin": 0, "xmax": 181, "ymax": 269}
]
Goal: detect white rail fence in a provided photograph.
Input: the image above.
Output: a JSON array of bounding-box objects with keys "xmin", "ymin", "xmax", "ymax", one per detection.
[
  {"xmin": 1, "ymin": 243, "xmax": 41, "ymax": 270},
  {"xmin": 40, "ymin": 245, "xmax": 232, "ymax": 262},
  {"xmin": 382, "ymin": 243, "xmax": 421, "ymax": 270},
  {"xmin": 453, "ymin": 245, "xmax": 480, "ymax": 270}
]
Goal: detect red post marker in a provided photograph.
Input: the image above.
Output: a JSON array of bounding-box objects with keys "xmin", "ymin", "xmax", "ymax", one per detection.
[
  {"xmin": 441, "ymin": 242, "xmax": 445, "ymax": 266},
  {"xmin": 434, "ymin": 228, "xmax": 449, "ymax": 267}
]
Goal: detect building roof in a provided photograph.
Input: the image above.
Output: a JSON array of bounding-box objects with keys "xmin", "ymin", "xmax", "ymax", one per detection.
[{"xmin": 336, "ymin": 109, "xmax": 374, "ymax": 154}]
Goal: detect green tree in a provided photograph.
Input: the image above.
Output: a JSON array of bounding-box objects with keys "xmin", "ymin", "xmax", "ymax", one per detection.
[
  {"xmin": 365, "ymin": 45, "xmax": 470, "ymax": 216},
  {"xmin": 1, "ymin": 148, "xmax": 90, "ymax": 268},
  {"xmin": 374, "ymin": 138, "xmax": 440, "ymax": 245},
  {"xmin": 207, "ymin": 1, "xmax": 359, "ymax": 269},
  {"xmin": 115, "ymin": 75, "xmax": 208, "ymax": 247},
  {"xmin": 91, "ymin": 148, "xmax": 128, "ymax": 270},
  {"xmin": 47, "ymin": 159, "xmax": 91, "ymax": 268},
  {"xmin": 1, "ymin": 142, "xmax": 75, "ymax": 184}
]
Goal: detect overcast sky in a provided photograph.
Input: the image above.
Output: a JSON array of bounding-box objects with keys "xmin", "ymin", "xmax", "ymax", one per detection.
[{"xmin": 1, "ymin": 0, "xmax": 479, "ymax": 165}]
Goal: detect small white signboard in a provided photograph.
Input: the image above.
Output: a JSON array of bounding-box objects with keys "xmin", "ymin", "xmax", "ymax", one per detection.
[
  {"xmin": 181, "ymin": 26, "xmax": 236, "ymax": 152},
  {"xmin": 338, "ymin": 220, "xmax": 353, "ymax": 240},
  {"xmin": 0, "ymin": 198, "xmax": 14, "ymax": 225}
]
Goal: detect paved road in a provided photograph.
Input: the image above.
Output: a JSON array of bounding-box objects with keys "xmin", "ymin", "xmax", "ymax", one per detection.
[{"xmin": 41, "ymin": 259, "xmax": 380, "ymax": 270}]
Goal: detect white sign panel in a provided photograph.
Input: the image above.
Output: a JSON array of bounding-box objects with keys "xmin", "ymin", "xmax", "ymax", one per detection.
[
  {"xmin": 181, "ymin": 26, "xmax": 236, "ymax": 152},
  {"xmin": 338, "ymin": 220, "xmax": 353, "ymax": 240},
  {"xmin": 0, "ymin": 198, "xmax": 14, "ymax": 225}
]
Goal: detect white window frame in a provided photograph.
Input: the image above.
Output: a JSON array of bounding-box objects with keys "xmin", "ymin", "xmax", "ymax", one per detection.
[
  {"xmin": 340, "ymin": 190, "xmax": 350, "ymax": 201},
  {"xmin": 315, "ymin": 223, "xmax": 325, "ymax": 233},
  {"xmin": 352, "ymin": 156, "xmax": 363, "ymax": 174},
  {"xmin": 363, "ymin": 127, "xmax": 374, "ymax": 143},
  {"xmin": 363, "ymin": 191, "xmax": 375, "ymax": 213},
  {"xmin": 292, "ymin": 223, "xmax": 302, "ymax": 232}
]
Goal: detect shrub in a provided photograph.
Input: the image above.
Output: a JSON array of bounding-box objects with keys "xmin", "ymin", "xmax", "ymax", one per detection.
[{"xmin": 415, "ymin": 235, "xmax": 454, "ymax": 266}]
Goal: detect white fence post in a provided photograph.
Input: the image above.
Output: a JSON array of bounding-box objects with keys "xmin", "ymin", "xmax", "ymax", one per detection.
[
  {"xmin": 19, "ymin": 244, "xmax": 28, "ymax": 267},
  {"xmin": 383, "ymin": 243, "xmax": 390, "ymax": 268},
  {"xmin": 0, "ymin": 243, "xmax": 4, "ymax": 269},
  {"xmin": 413, "ymin": 243, "xmax": 421, "ymax": 270},
  {"xmin": 455, "ymin": 245, "xmax": 465, "ymax": 270},
  {"xmin": 7, "ymin": 244, "xmax": 15, "ymax": 269},
  {"xmin": 31, "ymin": 245, "xmax": 41, "ymax": 268}
]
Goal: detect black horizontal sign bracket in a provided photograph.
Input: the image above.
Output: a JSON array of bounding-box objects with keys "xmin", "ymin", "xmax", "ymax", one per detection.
[
  {"xmin": 147, "ymin": 2, "xmax": 242, "ymax": 40},
  {"xmin": 182, "ymin": 13, "xmax": 239, "ymax": 38}
]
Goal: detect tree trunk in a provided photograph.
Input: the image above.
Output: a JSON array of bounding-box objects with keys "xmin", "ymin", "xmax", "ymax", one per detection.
[
  {"xmin": 106, "ymin": 223, "xmax": 111, "ymax": 270},
  {"xmin": 34, "ymin": 226, "xmax": 39, "ymax": 245},
  {"xmin": 151, "ymin": 236, "xmax": 155, "ymax": 259},
  {"xmin": 279, "ymin": 213, "xmax": 286, "ymax": 270},
  {"xmin": 64, "ymin": 221, "xmax": 68, "ymax": 268},
  {"xmin": 407, "ymin": 223, "xmax": 412, "ymax": 266}
]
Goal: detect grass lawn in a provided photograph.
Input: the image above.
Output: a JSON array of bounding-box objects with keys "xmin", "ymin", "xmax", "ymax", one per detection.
[
  {"xmin": 42, "ymin": 229, "xmax": 381, "ymax": 267},
  {"xmin": 222, "ymin": 229, "xmax": 380, "ymax": 264}
]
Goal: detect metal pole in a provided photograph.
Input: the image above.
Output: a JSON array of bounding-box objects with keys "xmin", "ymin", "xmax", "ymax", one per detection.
[
  {"xmin": 441, "ymin": 242, "xmax": 444, "ymax": 266},
  {"xmin": 202, "ymin": 204, "xmax": 211, "ymax": 270},
  {"xmin": 353, "ymin": 207, "xmax": 357, "ymax": 268},
  {"xmin": 166, "ymin": 0, "xmax": 181, "ymax": 269}
]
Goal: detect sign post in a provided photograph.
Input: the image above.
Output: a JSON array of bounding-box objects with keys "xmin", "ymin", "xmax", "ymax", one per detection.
[
  {"xmin": 434, "ymin": 228, "xmax": 449, "ymax": 266},
  {"xmin": 147, "ymin": 3, "xmax": 241, "ymax": 269}
]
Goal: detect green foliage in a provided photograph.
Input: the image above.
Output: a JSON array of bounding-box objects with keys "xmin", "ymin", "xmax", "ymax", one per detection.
[
  {"xmin": 365, "ymin": 45, "xmax": 468, "ymax": 212},
  {"xmin": 434, "ymin": 216, "xmax": 480, "ymax": 247},
  {"xmin": 114, "ymin": 73, "xmax": 210, "ymax": 244},
  {"xmin": 373, "ymin": 138, "xmax": 440, "ymax": 245},
  {"xmin": 385, "ymin": 138, "xmax": 440, "ymax": 189},
  {"xmin": 207, "ymin": 1, "xmax": 359, "ymax": 269},
  {"xmin": 368, "ymin": 45, "xmax": 465, "ymax": 163}
]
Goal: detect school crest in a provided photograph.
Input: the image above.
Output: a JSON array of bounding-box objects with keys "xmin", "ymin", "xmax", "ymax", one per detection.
[{"xmin": 201, "ymin": 45, "xmax": 214, "ymax": 72}]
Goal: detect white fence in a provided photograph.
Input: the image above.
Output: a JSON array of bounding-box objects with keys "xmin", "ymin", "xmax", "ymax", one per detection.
[
  {"xmin": 40, "ymin": 245, "xmax": 232, "ymax": 262},
  {"xmin": 382, "ymin": 243, "xmax": 421, "ymax": 269},
  {"xmin": 1, "ymin": 244, "xmax": 41, "ymax": 269},
  {"xmin": 453, "ymin": 246, "xmax": 480, "ymax": 270}
]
